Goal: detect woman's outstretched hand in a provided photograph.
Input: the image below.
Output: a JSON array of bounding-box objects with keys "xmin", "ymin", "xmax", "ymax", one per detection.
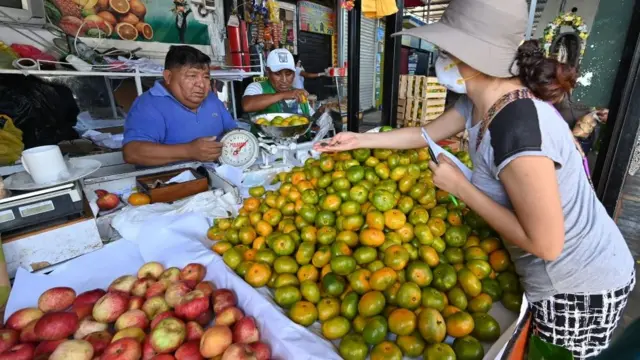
[{"xmin": 314, "ymin": 132, "xmax": 363, "ymax": 152}]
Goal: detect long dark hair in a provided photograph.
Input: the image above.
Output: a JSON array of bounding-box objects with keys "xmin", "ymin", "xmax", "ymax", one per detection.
[{"xmin": 512, "ymin": 40, "xmax": 578, "ymax": 104}]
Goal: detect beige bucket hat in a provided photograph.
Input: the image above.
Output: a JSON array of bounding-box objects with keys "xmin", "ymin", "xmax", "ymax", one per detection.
[{"xmin": 393, "ymin": 0, "xmax": 528, "ymax": 78}]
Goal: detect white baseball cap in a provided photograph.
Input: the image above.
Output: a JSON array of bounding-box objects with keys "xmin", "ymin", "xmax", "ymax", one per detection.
[{"xmin": 266, "ymin": 48, "xmax": 295, "ymax": 72}]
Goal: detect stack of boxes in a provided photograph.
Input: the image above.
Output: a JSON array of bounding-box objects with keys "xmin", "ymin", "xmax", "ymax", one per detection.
[
  {"xmin": 396, "ymin": 75, "xmax": 467, "ymax": 151},
  {"xmin": 397, "ymin": 76, "xmax": 447, "ymax": 128}
]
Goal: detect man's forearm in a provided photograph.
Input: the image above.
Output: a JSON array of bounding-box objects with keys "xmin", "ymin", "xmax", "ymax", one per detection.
[
  {"xmin": 242, "ymin": 93, "xmax": 284, "ymax": 113},
  {"xmin": 123, "ymin": 142, "xmax": 193, "ymax": 166}
]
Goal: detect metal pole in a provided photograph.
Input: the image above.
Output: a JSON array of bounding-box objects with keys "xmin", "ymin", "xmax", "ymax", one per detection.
[
  {"xmin": 347, "ymin": 1, "xmax": 361, "ymax": 132},
  {"xmin": 380, "ymin": 0, "xmax": 403, "ymax": 127},
  {"xmin": 525, "ymin": 0, "xmax": 537, "ymax": 40}
]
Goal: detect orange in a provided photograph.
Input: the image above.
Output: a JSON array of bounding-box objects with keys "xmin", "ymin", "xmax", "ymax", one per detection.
[
  {"xmin": 238, "ymin": 226, "xmax": 257, "ymax": 245},
  {"xmin": 255, "ymin": 220, "xmax": 273, "ymax": 237},
  {"xmin": 419, "ymin": 246, "xmax": 440, "ymax": 268},
  {"xmin": 348, "ymin": 269, "xmax": 372, "ymax": 295},
  {"xmin": 211, "ymin": 241, "xmax": 231, "ymax": 255},
  {"xmin": 383, "ymin": 245, "xmax": 410, "ymax": 271},
  {"xmin": 128, "ymin": 192, "xmax": 151, "ymax": 206},
  {"xmin": 291, "ymin": 171, "xmax": 306, "ymax": 185},
  {"xmin": 395, "ymin": 223, "xmax": 414, "ymax": 243},
  {"xmin": 360, "ymin": 228, "xmax": 385, "ymax": 247},
  {"xmin": 262, "ymin": 208, "xmax": 283, "ymax": 227},
  {"xmin": 417, "ymin": 308, "xmax": 447, "ymax": 344},
  {"xmin": 249, "ymin": 211, "xmax": 262, "ymax": 226},
  {"xmin": 357, "ymin": 291, "xmax": 386, "ymax": 317},
  {"xmin": 279, "ymin": 182, "xmax": 293, "ymax": 196},
  {"xmin": 369, "ymin": 267, "xmax": 398, "ymax": 291},
  {"xmin": 206, "ymin": 227, "xmax": 224, "ymax": 241},
  {"xmin": 243, "ymin": 249, "xmax": 257, "ymax": 261},
  {"xmin": 287, "ymin": 190, "xmax": 301, "ymax": 203},
  {"xmin": 110, "ymin": 0, "xmax": 130, "ymax": 14},
  {"xmin": 489, "ymin": 249, "xmax": 511, "ymax": 272},
  {"xmin": 481, "ymin": 237, "xmax": 502, "ymax": 254},
  {"xmin": 388, "ymin": 308, "xmax": 416, "ymax": 336},
  {"xmin": 442, "ymin": 305, "xmax": 461, "ymax": 318},
  {"xmin": 366, "ymin": 211, "xmax": 385, "ymax": 230},
  {"xmin": 463, "ymin": 235, "xmax": 481, "ymax": 249},
  {"xmin": 384, "ymin": 209, "xmax": 406, "ymax": 230},
  {"xmin": 446, "ymin": 210, "xmax": 463, "ymax": 226},
  {"xmin": 370, "ymin": 341, "xmax": 402, "ymax": 360},
  {"xmin": 216, "ymin": 218, "xmax": 232, "ymax": 230},
  {"xmin": 244, "ymin": 262, "xmax": 272, "ymax": 288},
  {"xmin": 243, "ymin": 197, "xmax": 261, "ymax": 212},
  {"xmin": 297, "ymin": 264, "xmax": 319, "ymax": 283},
  {"xmin": 446, "ymin": 311, "xmax": 474, "ymax": 338}
]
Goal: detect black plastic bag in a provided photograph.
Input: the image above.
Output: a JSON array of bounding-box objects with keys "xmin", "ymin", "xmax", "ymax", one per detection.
[{"xmin": 0, "ymin": 74, "xmax": 79, "ymax": 149}]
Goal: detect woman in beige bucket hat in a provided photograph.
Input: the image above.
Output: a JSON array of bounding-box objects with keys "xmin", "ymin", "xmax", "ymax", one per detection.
[{"xmin": 316, "ymin": 0, "xmax": 634, "ymax": 358}]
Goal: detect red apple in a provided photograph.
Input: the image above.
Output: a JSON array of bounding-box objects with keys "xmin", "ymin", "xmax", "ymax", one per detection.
[
  {"xmin": 101, "ymin": 338, "xmax": 141, "ymax": 360},
  {"xmin": 109, "ymin": 276, "xmax": 137, "ymax": 294},
  {"xmin": 34, "ymin": 339, "xmax": 66, "ymax": 359},
  {"xmin": 74, "ymin": 289, "xmax": 106, "ymax": 309},
  {"xmin": 141, "ymin": 336, "xmax": 156, "ymax": 360},
  {"xmin": 232, "ymin": 317, "xmax": 259, "ymax": 344},
  {"xmin": 97, "ymin": 193, "xmax": 120, "ymax": 211},
  {"xmin": 151, "ymin": 356, "xmax": 175, "ymax": 360},
  {"xmin": 94, "ymin": 190, "xmax": 108, "ymax": 198},
  {"xmin": 247, "ymin": 342, "xmax": 270, "ymax": 360},
  {"xmin": 159, "ymin": 268, "xmax": 181, "ymax": 283},
  {"xmin": 199, "ymin": 325, "xmax": 232, "ymax": 358},
  {"xmin": 179, "ymin": 264, "xmax": 206, "ymax": 284},
  {"xmin": 142, "ymin": 296, "xmax": 170, "ymax": 320},
  {"xmin": 73, "ymin": 304, "xmax": 94, "ymax": 320},
  {"xmin": 221, "ymin": 343, "xmax": 256, "ymax": 360},
  {"xmin": 185, "ymin": 322, "xmax": 203, "ymax": 342},
  {"xmin": 131, "ymin": 278, "xmax": 155, "ymax": 298},
  {"xmin": 93, "ymin": 292, "xmax": 129, "ymax": 323},
  {"xmin": 138, "ymin": 262, "xmax": 165, "ymax": 280},
  {"xmin": 129, "ymin": 296, "xmax": 144, "ymax": 310},
  {"xmin": 194, "ymin": 310, "xmax": 213, "ymax": 327},
  {"xmin": 164, "ymin": 282, "xmax": 191, "ymax": 308},
  {"xmin": 34, "ymin": 312, "xmax": 79, "ymax": 341},
  {"xmin": 175, "ymin": 290, "xmax": 209, "ymax": 321},
  {"xmin": 6, "ymin": 308, "xmax": 44, "ymax": 331},
  {"xmin": 0, "ymin": 343, "xmax": 35, "ymax": 360},
  {"xmin": 115, "ymin": 309, "xmax": 149, "ymax": 331},
  {"xmin": 38, "ymin": 287, "xmax": 76, "ymax": 313},
  {"xmin": 84, "ymin": 331, "xmax": 112, "ymax": 355},
  {"xmin": 149, "ymin": 318, "xmax": 185, "ymax": 354},
  {"xmin": 19, "ymin": 319, "xmax": 38, "ymax": 342},
  {"xmin": 0, "ymin": 329, "xmax": 18, "ymax": 353},
  {"xmin": 175, "ymin": 341, "xmax": 202, "ymax": 360},
  {"xmin": 145, "ymin": 282, "xmax": 168, "ymax": 298},
  {"xmin": 150, "ymin": 311, "xmax": 175, "ymax": 330},
  {"xmin": 212, "ymin": 289, "xmax": 237, "ymax": 314},
  {"xmin": 74, "ymin": 317, "xmax": 108, "ymax": 340},
  {"xmin": 112, "ymin": 327, "xmax": 146, "ymax": 343},
  {"xmin": 194, "ymin": 282, "xmax": 215, "ymax": 298},
  {"xmin": 214, "ymin": 306, "xmax": 244, "ymax": 327},
  {"xmin": 50, "ymin": 339, "xmax": 94, "ymax": 360}
]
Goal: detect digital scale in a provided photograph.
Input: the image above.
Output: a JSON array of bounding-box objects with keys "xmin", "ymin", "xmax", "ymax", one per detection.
[
  {"xmin": 219, "ymin": 112, "xmax": 335, "ymax": 185},
  {"xmin": 0, "ymin": 181, "xmax": 84, "ymax": 234}
]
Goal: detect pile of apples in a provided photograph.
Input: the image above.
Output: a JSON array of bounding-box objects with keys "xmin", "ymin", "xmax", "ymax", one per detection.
[{"xmin": 1, "ymin": 262, "xmax": 270, "ymax": 360}]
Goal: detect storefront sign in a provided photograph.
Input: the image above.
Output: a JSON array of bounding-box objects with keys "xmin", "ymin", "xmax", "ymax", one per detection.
[{"xmin": 298, "ymin": 1, "xmax": 335, "ymax": 35}]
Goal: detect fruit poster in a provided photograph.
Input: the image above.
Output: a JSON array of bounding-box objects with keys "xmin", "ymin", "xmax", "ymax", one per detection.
[
  {"xmin": 45, "ymin": 0, "xmax": 210, "ymax": 45},
  {"xmin": 297, "ymin": 1, "xmax": 335, "ymax": 36}
]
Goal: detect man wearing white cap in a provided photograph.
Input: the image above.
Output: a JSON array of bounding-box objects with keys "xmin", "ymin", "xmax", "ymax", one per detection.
[{"xmin": 241, "ymin": 48, "xmax": 313, "ymax": 116}]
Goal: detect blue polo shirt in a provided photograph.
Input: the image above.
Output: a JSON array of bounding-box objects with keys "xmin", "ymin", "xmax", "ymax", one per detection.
[{"xmin": 123, "ymin": 81, "xmax": 237, "ymax": 145}]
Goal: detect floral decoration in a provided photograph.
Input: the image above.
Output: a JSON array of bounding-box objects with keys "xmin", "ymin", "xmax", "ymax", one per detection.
[{"xmin": 542, "ymin": 11, "xmax": 589, "ymax": 60}]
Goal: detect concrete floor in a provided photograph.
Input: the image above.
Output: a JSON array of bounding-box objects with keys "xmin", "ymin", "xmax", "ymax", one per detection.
[{"xmin": 355, "ymin": 109, "xmax": 640, "ymax": 339}]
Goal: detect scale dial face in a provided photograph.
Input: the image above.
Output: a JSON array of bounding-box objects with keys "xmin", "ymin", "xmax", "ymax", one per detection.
[{"xmin": 219, "ymin": 129, "xmax": 260, "ymax": 169}]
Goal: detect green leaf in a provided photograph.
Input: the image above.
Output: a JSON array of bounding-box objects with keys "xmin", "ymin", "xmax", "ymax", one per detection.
[{"xmin": 528, "ymin": 335, "xmax": 574, "ymax": 360}]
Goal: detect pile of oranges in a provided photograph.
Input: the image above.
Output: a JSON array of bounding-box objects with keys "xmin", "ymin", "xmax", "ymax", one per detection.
[{"xmin": 207, "ymin": 148, "xmax": 523, "ymax": 360}]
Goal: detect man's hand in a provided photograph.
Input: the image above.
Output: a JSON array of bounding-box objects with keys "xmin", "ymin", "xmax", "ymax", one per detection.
[
  {"xmin": 281, "ymin": 89, "xmax": 309, "ymax": 102},
  {"xmin": 189, "ymin": 136, "xmax": 224, "ymax": 161}
]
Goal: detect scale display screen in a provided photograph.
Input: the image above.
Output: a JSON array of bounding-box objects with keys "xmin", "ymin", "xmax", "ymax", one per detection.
[{"xmin": 19, "ymin": 200, "xmax": 55, "ymax": 218}]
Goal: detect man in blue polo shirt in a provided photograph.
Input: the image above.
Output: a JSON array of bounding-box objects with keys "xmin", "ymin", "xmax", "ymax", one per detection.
[{"xmin": 123, "ymin": 45, "xmax": 237, "ymax": 166}]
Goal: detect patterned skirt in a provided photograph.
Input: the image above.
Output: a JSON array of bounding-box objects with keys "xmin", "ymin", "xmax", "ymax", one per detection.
[{"xmin": 529, "ymin": 273, "xmax": 636, "ymax": 359}]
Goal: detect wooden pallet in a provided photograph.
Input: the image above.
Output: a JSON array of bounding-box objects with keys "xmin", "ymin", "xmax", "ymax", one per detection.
[
  {"xmin": 399, "ymin": 75, "xmax": 447, "ymax": 100},
  {"xmin": 397, "ymin": 97, "xmax": 447, "ymax": 127}
]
